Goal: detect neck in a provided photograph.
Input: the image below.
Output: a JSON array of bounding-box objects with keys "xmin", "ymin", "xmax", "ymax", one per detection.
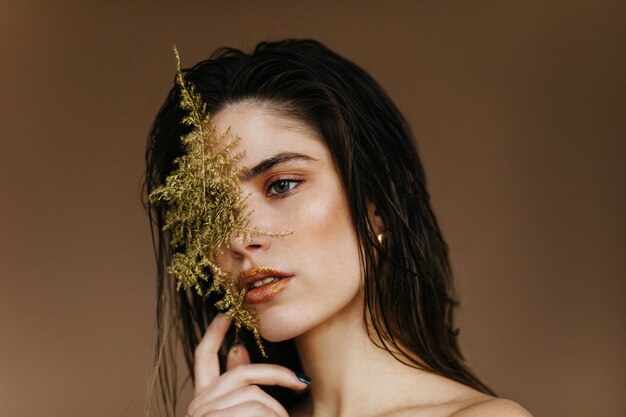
[{"xmin": 293, "ymin": 295, "xmax": 459, "ymax": 417}]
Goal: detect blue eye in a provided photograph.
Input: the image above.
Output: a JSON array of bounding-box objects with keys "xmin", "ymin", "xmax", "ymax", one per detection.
[{"xmin": 267, "ymin": 179, "xmax": 301, "ymax": 196}]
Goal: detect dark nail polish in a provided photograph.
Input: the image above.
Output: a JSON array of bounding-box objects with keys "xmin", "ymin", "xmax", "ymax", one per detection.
[{"xmin": 295, "ymin": 372, "xmax": 312, "ymax": 384}]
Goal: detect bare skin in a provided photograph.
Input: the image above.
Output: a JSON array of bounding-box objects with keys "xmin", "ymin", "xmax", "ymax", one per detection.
[
  {"xmin": 186, "ymin": 102, "xmax": 533, "ymax": 417},
  {"xmin": 188, "ymin": 314, "xmax": 531, "ymax": 417},
  {"xmin": 186, "ymin": 314, "xmax": 308, "ymax": 417}
]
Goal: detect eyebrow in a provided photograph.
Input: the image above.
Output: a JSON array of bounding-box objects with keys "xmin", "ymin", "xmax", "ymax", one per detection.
[{"xmin": 240, "ymin": 152, "xmax": 317, "ymax": 182}]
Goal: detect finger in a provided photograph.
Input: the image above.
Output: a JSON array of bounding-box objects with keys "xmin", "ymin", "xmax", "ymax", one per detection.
[
  {"xmin": 194, "ymin": 313, "xmax": 232, "ymax": 393},
  {"xmin": 197, "ymin": 364, "xmax": 310, "ymax": 402},
  {"xmin": 189, "ymin": 385, "xmax": 288, "ymax": 417},
  {"xmin": 226, "ymin": 344, "xmax": 251, "ymax": 371},
  {"xmin": 191, "ymin": 400, "xmax": 281, "ymax": 417}
]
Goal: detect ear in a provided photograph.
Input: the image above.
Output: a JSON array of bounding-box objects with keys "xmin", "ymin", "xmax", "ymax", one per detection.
[{"xmin": 367, "ymin": 202, "xmax": 384, "ymax": 236}]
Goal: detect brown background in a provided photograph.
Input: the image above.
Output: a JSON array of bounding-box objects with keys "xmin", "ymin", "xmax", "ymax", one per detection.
[{"xmin": 1, "ymin": 1, "xmax": 624, "ymax": 416}]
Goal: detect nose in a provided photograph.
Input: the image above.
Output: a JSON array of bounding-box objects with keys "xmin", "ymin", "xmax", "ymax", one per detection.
[
  {"xmin": 224, "ymin": 190, "xmax": 274, "ymax": 260},
  {"xmin": 228, "ymin": 229, "xmax": 272, "ymax": 258}
]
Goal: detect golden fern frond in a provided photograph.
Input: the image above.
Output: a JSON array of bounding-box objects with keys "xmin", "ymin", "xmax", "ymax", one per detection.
[
  {"xmin": 173, "ymin": 46, "xmax": 207, "ymax": 129},
  {"xmin": 149, "ymin": 47, "xmax": 267, "ymax": 355}
]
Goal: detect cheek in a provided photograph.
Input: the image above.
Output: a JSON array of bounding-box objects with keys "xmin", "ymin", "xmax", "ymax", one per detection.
[
  {"xmin": 294, "ymin": 185, "xmax": 361, "ymax": 276},
  {"xmin": 256, "ymin": 183, "xmax": 363, "ymax": 341},
  {"xmin": 297, "ymin": 179, "xmax": 347, "ymax": 232}
]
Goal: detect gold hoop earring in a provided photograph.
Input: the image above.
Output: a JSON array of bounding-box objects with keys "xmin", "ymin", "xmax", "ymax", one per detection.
[{"xmin": 377, "ymin": 233, "xmax": 384, "ymax": 244}]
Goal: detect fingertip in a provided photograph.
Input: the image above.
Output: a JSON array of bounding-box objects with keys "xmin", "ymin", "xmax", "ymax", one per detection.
[
  {"xmin": 212, "ymin": 312, "xmax": 233, "ymax": 331},
  {"xmin": 216, "ymin": 312, "xmax": 232, "ymax": 322},
  {"xmin": 226, "ymin": 343, "xmax": 251, "ymax": 370},
  {"xmin": 294, "ymin": 372, "xmax": 312, "ymax": 386}
]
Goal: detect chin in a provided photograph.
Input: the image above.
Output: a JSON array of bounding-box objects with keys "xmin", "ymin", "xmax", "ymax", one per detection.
[
  {"xmin": 255, "ymin": 307, "xmax": 317, "ymax": 342},
  {"xmin": 254, "ymin": 290, "xmax": 362, "ymax": 343},
  {"xmin": 259, "ymin": 327, "xmax": 297, "ymax": 343},
  {"xmin": 257, "ymin": 316, "xmax": 305, "ymax": 342}
]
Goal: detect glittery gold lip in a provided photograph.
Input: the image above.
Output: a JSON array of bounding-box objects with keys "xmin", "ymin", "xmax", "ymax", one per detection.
[
  {"xmin": 240, "ymin": 266, "xmax": 284, "ymax": 279},
  {"xmin": 246, "ymin": 276, "xmax": 293, "ymax": 304},
  {"xmin": 239, "ymin": 266, "xmax": 292, "ymax": 290}
]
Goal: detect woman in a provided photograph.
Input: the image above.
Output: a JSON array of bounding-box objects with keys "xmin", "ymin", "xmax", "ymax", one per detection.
[{"xmin": 144, "ymin": 39, "xmax": 531, "ymax": 417}]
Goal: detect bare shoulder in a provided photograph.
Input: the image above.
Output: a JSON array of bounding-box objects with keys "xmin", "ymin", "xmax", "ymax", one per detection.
[
  {"xmin": 378, "ymin": 395, "xmax": 532, "ymax": 417},
  {"xmin": 451, "ymin": 398, "xmax": 533, "ymax": 417}
]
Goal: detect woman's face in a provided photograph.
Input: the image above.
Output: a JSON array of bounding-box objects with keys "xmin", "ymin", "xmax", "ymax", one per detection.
[{"xmin": 213, "ymin": 101, "xmax": 363, "ymax": 342}]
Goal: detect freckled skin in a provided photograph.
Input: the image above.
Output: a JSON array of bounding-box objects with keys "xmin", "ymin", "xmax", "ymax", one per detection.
[{"xmin": 213, "ymin": 102, "xmax": 363, "ymax": 342}]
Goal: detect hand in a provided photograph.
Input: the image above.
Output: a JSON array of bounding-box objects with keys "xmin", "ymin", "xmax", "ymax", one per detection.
[{"xmin": 186, "ymin": 313, "xmax": 310, "ymax": 417}]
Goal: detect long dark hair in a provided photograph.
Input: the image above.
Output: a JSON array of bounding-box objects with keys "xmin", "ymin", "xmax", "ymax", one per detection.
[{"xmin": 143, "ymin": 39, "xmax": 493, "ymax": 416}]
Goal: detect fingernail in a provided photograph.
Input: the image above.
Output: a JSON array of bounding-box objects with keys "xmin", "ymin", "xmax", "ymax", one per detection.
[
  {"xmin": 229, "ymin": 344, "xmax": 243, "ymax": 356},
  {"xmin": 295, "ymin": 372, "xmax": 312, "ymax": 384}
]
